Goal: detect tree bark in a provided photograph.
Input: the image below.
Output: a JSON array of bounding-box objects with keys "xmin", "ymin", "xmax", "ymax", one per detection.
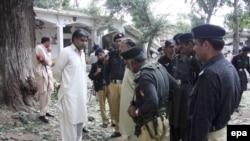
[
  {"xmin": 0, "ymin": 0, "xmax": 37, "ymax": 109},
  {"xmin": 206, "ymin": 13, "xmax": 212, "ymax": 24},
  {"xmin": 147, "ymin": 37, "xmax": 153, "ymax": 59},
  {"xmin": 233, "ymin": 0, "xmax": 239, "ymax": 55}
]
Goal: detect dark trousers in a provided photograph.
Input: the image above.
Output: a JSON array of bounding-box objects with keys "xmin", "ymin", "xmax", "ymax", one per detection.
[
  {"xmin": 170, "ymin": 125, "xmax": 188, "ymax": 141},
  {"xmin": 237, "ymin": 90, "xmax": 244, "ymax": 108}
]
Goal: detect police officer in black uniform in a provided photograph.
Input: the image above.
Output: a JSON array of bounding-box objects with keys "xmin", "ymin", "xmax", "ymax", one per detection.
[
  {"xmin": 104, "ymin": 33, "xmax": 126, "ymax": 138},
  {"xmin": 177, "ymin": 33, "xmax": 202, "ymax": 85},
  {"xmin": 121, "ymin": 47, "xmax": 179, "ymax": 141},
  {"xmin": 169, "ymin": 33, "xmax": 196, "ymax": 141},
  {"xmin": 189, "ymin": 24, "xmax": 241, "ymax": 141},
  {"xmin": 231, "ymin": 46, "xmax": 250, "ymax": 111},
  {"xmin": 158, "ymin": 40, "xmax": 176, "ymax": 76},
  {"xmin": 88, "ymin": 47, "xmax": 111, "ymax": 128}
]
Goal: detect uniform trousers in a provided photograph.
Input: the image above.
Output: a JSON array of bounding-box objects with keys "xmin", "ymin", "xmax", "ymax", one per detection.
[
  {"xmin": 108, "ymin": 82, "xmax": 121, "ymax": 132},
  {"xmin": 97, "ymin": 85, "xmax": 111, "ymax": 124},
  {"xmin": 59, "ymin": 100, "xmax": 83, "ymax": 141},
  {"xmin": 207, "ymin": 127, "xmax": 227, "ymax": 141},
  {"xmin": 138, "ymin": 116, "xmax": 168, "ymax": 141},
  {"xmin": 170, "ymin": 126, "xmax": 188, "ymax": 141},
  {"xmin": 128, "ymin": 134, "xmax": 138, "ymax": 141}
]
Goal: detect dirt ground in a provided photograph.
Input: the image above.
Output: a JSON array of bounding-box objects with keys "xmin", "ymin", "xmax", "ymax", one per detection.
[{"xmin": 0, "ymin": 81, "xmax": 250, "ymax": 141}]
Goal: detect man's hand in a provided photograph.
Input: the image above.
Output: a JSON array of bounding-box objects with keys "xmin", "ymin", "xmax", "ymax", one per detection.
[
  {"xmin": 47, "ymin": 46, "xmax": 52, "ymax": 52},
  {"xmin": 96, "ymin": 68, "xmax": 101, "ymax": 73},
  {"xmin": 94, "ymin": 68, "xmax": 101, "ymax": 76},
  {"xmin": 127, "ymin": 106, "xmax": 138, "ymax": 118}
]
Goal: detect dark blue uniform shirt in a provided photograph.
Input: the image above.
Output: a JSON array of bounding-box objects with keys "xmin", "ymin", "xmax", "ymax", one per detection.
[{"xmin": 189, "ymin": 53, "xmax": 241, "ymax": 141}]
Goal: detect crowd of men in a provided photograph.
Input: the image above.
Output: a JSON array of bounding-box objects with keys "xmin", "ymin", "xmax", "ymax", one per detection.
[{"xmin": 33, "ymin": 23, "xmax": 250, "ymax": 141}]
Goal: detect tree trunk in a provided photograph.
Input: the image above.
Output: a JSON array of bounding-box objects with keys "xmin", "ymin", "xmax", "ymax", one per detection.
[
  {"xmin": 206, "ymin": 13, "xmax": 212, "ymax": 24},
  {"xmin": 147, "ymin": 37, "xmax": 153, "ymax": 59},
  {"xmin": 233, "ymin": 0, "xmax": 239, "ymax": 55},
  {"xmin": 0, "ymin": 0, "xmax": 37, "ymax": 110}
]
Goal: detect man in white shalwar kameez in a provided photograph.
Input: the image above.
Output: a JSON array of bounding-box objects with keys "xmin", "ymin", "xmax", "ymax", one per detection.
[
  {"xmin": 53, "ymin": 29, "xmax": 89, "ymax": 141},
  {"xmin": 34, "ymin": 37, "xmax": 54, "ymax": 123},
  {"xmin": 119, "ymin": 38, "xmax": 137, "ymax": 141}
]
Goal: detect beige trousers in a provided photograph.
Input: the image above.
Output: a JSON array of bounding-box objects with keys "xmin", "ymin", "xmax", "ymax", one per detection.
[
  {"xmin": 138, "ymin": 116, "xmax": 168, "ymax": 141},
  {"xmin": 128, "ymin": 134, "xmax": 138, "ymax": 141},
  {"xmin": 97, "ymin": 85, "xmax": 111, "ymax": 124},
  {"xmin": 207, "ymin": 127, "xmax": 227, "ymax": 141},
  {"xmin": 36, "ymin": 74, "xmax": 54, "ymax": 116},
  {"xmin": 39, "ymin": 91, "xmax": 51, "ymax": 116},
  {"xmin": 108, "ymin": 82, "xmax": 121, "ymax": 132}
]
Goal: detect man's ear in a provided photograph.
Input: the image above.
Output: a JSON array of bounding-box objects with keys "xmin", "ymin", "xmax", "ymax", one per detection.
[{"xmin": 202, "ymin": 40, "xmax": 210, "ymax": 49}]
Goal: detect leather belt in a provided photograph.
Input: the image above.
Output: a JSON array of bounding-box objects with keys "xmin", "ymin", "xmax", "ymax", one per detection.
[{"xmin": 110, "ymin": 79, "xmax": 122, "ymax": 84}]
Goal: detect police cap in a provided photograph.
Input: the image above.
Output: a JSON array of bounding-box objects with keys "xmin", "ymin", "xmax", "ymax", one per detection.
[
  {"xmin": 173, "ymin": 33, "xmax": 183, "ymax": 45},
  {"xmin": 165, "ymin": 40, "xmax": 174, "ymax": 47},
  {"xmin": 191, "ymin": 24, "xmax": 226, "ymax": 39},
  {"xmin": 113, "ymin": 33, "xmax": 125, "ymax": 42},
  {"xmin": 241, "ymin": 46, "xmax": 250, "ymax": 52},
  {"xmin": 95, "ymin": 47, "xmax": 104, "ymax": 56},
  {"xmin": 177, "ymin": 33, "xmax": 193, "ymax": 44},
  {"xmin": 121, "ymin": 47, "xmax": 143, "ymax": 60}
]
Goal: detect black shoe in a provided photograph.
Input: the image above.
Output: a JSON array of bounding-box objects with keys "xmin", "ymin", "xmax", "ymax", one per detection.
[
  {"xmin": 39, "ymin": 116, "xmax": 49, "ymax": 123},
  {"xmin": 100, "ymin": 124, "xmax": 108, "ymax": 128},
  {"xmin": 110, "ymin": 132, "xmax": 121, "ymax": 138},
  {"xmin": 82, "ymin": 127, "xmax": 89, "ymax": 133},
  {"xmin": 46, "ymin": 113, "xmax": 54, "ymax": 117}
]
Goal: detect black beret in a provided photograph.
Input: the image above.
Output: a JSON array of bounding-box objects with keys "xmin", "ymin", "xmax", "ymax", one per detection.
[
  {"xmin": 173, "ymin": 33, "xmax": 182, "ymax": 41},
  {"xmin": 241, "ymin": 46, "xmax": 250, "ymax": 52},
  {"xmin": 165, "ymin": 40, "xmax": 174, "ymax": 47},
  {"xmin": 191, "ymin": 24, "xmax": 226, "ymax": 39},
  {"xmin": 121, "ymin": 47, "xmax": 143, "ymax": 60},
  {"xmin": 177, "ymin": 33, "xmax": 193, "ymax": 44},
  {"xmin": 158, "ymin": 46, "xmax": 164, "ymax": 52},
  {"xmin": 95, "ymin": 47, "xmax": 104, "ymax": 56},
  {"xmin": 113, "ymin": 33, "xmax": 125, "ymax": 42},
  {"xmin": 173, "ymin": 33, "xmax": 183, "ymax": 45}
]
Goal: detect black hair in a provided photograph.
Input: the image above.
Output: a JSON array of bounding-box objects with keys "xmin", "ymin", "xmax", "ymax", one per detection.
[
  {"xmin": 182, "ymin": 40, "xmax": 194, "ymax": 46},
  {"xmin": 72, "ymin": 29, "xmax": 90, "ymax": 42},
  {"xmin": 199, "ymin": 38, "xmax": 225, "ymax": 51},
  {"xmin": 41, "ymin": 37, "xmax": 50, "ymax": 44},
  {"xmin": 124, "ymin": 38, "xmax": 136, "ymax": 47}
]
